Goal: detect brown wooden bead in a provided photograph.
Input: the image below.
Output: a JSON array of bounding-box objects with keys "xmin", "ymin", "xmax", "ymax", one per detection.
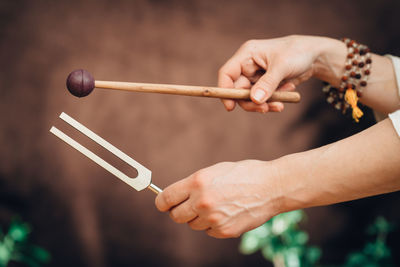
[
  {"xmin": 354, "ymin": 47, "xmax": 359, "ymax": 53},
  {"xmin": 358, "ymin": 62, "xmax": 365, "ymax": 67},
  {"xmin": 355, "ymin": 73, "xmax": 361, "ymax": 79},
  {"xmin": 342, "ymin": 76, "xmax": 348, "ymax": 81},
  {"xmin": 360, "ymin": 81, "xmax": 367, "ymax": 87},
  {"xmin": 345, "ymin": 65, "xmax": 352, "ymax": 70},
  {"xmin": 347, "ymin": 53, "xmax": 354, "ymax": 59},
  {"xmin": 366, "ymin": 58, "xmax": 372, "ymax": 64},
  {"xmin": 352, "ymin": 60, "xmax": 358, "ymax": 65},
  {"xmin": 364, "ymin": 69, "xmax": 370, "ymax": 75}
]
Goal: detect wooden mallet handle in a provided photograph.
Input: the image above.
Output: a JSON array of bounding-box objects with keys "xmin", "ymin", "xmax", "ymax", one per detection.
[
  {"xmin": 66, "ymin": 69, "xmax": 300, "ymax": 103},
  {"xmin": 94, "ymin": 80, "xmax": 301, "ymax": 103}
]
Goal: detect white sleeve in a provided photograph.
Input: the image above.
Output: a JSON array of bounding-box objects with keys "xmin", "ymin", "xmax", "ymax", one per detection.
[
  {"xmin": 385, "ymin": 55, "xmax": 400, "ymax": 138},
  {"xmin": 389, "ymin": 110, "xmax": 400, "ymax": 138},
  {"xmin": 385, "ymin": 55, "xmax": 400, "ymax": 98}
]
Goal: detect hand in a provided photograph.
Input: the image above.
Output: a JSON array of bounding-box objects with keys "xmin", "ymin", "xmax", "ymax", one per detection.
[
  {"xmin": 218, "ymin": 35, "xmax": 345, "ymax": 112},
  {"xmin": 155, "ymin": 160, "xmax": 282, "ymax": 238}
]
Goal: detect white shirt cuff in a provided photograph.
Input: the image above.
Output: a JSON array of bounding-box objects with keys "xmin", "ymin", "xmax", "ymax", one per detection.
[
  {"xmin": 374, "ymin": 55, "xmax": 400, "ymax": 124},
  {"xmin": 389, "ymin": 109, "xmax": 400, "ymax": 138},
  {"xmin": 385, "ymin": 55, "xmax": 400, "ymax": 100}
]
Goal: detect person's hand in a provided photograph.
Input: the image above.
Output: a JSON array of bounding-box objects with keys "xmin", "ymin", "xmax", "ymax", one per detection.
[
  {"xmin": 218, "ymin": 35, "xmax": 345, "ymax": 112},
  {"xmin": 155, "ymin": 160, "xmax": 282, "ymax": 238}
]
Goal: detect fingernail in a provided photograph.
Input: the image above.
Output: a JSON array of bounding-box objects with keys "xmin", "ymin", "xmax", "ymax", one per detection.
[{"xmin": 253, "ymin": 89, "xmax": 266, "ymax": 102}]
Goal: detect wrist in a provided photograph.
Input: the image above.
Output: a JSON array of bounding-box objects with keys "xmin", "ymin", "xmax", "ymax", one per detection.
[
  {"xmin": 271, "ymin": 153, "xmax": 313, "ymax": 213},
  {"xmin": 262, "ymin": 156, "xmax": 299, "ymax": 216},
  {"xmin": 312, "ymin": 37, "xmax": 347, "ymax": 87}
]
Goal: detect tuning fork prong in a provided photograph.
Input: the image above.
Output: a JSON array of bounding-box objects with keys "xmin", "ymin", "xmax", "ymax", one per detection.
[{"xmin": 50, "ymin": 112, "xmax": 162, "ymax": 194}]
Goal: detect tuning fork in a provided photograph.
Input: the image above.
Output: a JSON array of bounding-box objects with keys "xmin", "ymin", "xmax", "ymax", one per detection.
[{"xmin": 49, "ymin": 112, "xmax": 162, "ymax": 194}]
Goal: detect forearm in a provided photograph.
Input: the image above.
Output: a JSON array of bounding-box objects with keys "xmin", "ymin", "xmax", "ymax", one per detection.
[
  {"xmin": 274, "ymin": 118, "xmax": 400, "ymax": 213},
  {"xmin": 313, "ymin": 37, "xmax": 400, "ymax": 114}
]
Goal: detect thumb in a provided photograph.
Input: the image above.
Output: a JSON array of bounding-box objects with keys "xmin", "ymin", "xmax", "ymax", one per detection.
[{"xmin": 251, "ymin": 68, "xmax": 283, "ymax": 104}]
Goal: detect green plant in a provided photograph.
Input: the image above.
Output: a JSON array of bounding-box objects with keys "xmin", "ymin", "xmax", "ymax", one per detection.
[
  {"xmin": 343, "ymin": 216, "xmax": 394, "ymax": 267},
  {"xmin": 240, "ymin": 210, "xmax": 321, "ymax": 267},
  {"xmin": 0, "ymin": 219, "xmax": 50, "ymax": 267},
  {"xmin": 240, "ymin": 212, "xmax": 395, "ymax": 267}
]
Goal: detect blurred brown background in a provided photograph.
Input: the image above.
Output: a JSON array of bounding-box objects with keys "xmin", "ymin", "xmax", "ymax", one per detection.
[{"xmin": 1, "ymin": 0, "xmax": 400, "ymax": 266}]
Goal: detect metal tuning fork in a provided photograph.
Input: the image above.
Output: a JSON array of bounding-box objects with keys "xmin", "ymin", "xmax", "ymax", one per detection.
[{"xmin": 49, "ymin": 112, "xmax": 162, "ymax": 195}]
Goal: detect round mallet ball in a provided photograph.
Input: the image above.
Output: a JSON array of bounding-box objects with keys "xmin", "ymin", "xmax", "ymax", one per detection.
[{"xmin": 66, "ymin": 69, "xmax": 95, "ymax": 97}]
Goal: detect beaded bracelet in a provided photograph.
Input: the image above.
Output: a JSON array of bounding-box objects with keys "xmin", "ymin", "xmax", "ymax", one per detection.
[{"xmin": 322, "ymin": 38, "xmax": 372, "ymax": 122}]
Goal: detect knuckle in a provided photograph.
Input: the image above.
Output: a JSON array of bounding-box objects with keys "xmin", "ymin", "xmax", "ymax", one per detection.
[
  {"xmin": 196, "ymin": 196, "xmax": 212, "ymax": 210},
  {"xmin": 191, "ymin": 171, "xmax": 206, "ymax": 188},
  {"xmin": 162, "ymin": 191, "xmax": 174, "ymax": 209},
  {"xmin": 218, "ymin": 66, "xmax": 226, "ymax": 77},
  {"xmin": 169, "ymin": 210, "xmax": 183, "ymax": 223},
  {"xmin": 257, "ymin": 76, "xmax": 279, "ymax": 92},
  {"xmin": 188, "ymin": 222, "xmax": 201, "ymax": 231},
  {"xmin": 207, "ymin": 214, "xmax": 220, "ymax": 225},
  {"xmin": 242, "ymin": 39, "xmax": 257, "ymax": 49}
]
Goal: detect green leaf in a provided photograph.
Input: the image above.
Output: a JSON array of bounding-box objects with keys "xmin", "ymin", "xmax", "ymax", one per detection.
[
  {"xmin": 283, "ymin": 247, "xmax": 301, "ymax": 267},
  {"xmin": 239, "ymin": 234, "xmax": 260, "ymax": 254},
  {"xmin": 261, "ymin": 245, "xmax": 275, "ymax": 261},
  {"xmin": 29, "ymin": 246, "xmax": 51, "ymax": 263},
  {"xmin": 367, "ymin": 216, "xmax": 395, "ymax": 236},
  {"xmin": 0, "ymin": 244, "xmax": 11, "ymax": 266},
  {"xmin": 305, "ymin": 246, "xmax": 321, "ymax": 263},
  {"xmin": 9, "ymin": 222, "xmax": 30, "ymax": 242}
]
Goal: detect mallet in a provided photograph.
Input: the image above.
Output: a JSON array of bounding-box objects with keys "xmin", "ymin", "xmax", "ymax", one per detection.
[{"xmin": 66, "ymin": 69, "xmax": 301, "ymax": 103}]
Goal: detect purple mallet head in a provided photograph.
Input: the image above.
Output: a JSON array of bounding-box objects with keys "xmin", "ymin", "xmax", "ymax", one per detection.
[{"xmin": 66, "ymin": 69, "xmax": 95, "ymax": 97}]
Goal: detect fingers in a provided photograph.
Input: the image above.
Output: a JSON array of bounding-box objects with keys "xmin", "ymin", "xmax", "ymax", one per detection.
[
  {"xmin": 220, "ymin": 75, "xmax": 251, "ymax": 112},
  {"xmin": 251, "ymin": 67, "xmax": 285, "ymax": 104},
  {"xmin": 237, "ymin": 101, "xmax": 269, "ymax": 113},
  {"xmin": 187, "ymin": 217, "xmax": 209, "ymax": 231},
  {"xmin": 234, "ymin": 75, "xmax": 252, "ymax": 89},
  {"xmin": 241, "ymin": 58, "xmax": 260, "ymax": 78},
  {"xmin": 268, "ymin": 102, "xmax": 284, "ymax": 112},
  {"xmin": 218, "ymin": 58, "xmax": 241, "ymax": 88},
  {"xmin": 218, "ymin": 55, "xmax": 257, "ymax": 112},
  {"xmin": 221, "ymin": 99, "xmax": 236, "ymax": 111},
  {"xmin": 278, "ymin": 81, "xmax": 296, "ymax": 92},
  {"xmin": 237, "ymin": 101, "xmax": 284, "ymax": 113},
  {"xmin": 155, "ymin": 178, "xmax": 191, "ymax": 212},
  {"xmin": 218, "ymin": 59, "xmax": 240, "ymax": 112},
  {"xmin": 235, "ymin": 81, "xmax": 295, "ymax": 113},
  {"xmin": 169, "ymin": 200, "xmax": 197, "ymax": 224},
  {"xmin": 206, "ymin": 227, "xmax": 240, "ymax": 239}
]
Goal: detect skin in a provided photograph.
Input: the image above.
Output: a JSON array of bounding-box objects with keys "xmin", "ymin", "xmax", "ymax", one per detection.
[{"xmin": 155, "ymin": 35, "xmax": 400, "ymax": 238}]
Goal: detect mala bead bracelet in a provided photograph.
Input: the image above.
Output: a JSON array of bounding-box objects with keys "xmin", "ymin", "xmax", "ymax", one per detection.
[{"xmin": 322, "ymin": 38, "xmax": 372, "ymax": 122}]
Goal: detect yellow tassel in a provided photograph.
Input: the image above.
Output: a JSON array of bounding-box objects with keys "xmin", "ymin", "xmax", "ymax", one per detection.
[{"xmin": 345, "ymin": 88, "xmax": 363, "ymax": 122}]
